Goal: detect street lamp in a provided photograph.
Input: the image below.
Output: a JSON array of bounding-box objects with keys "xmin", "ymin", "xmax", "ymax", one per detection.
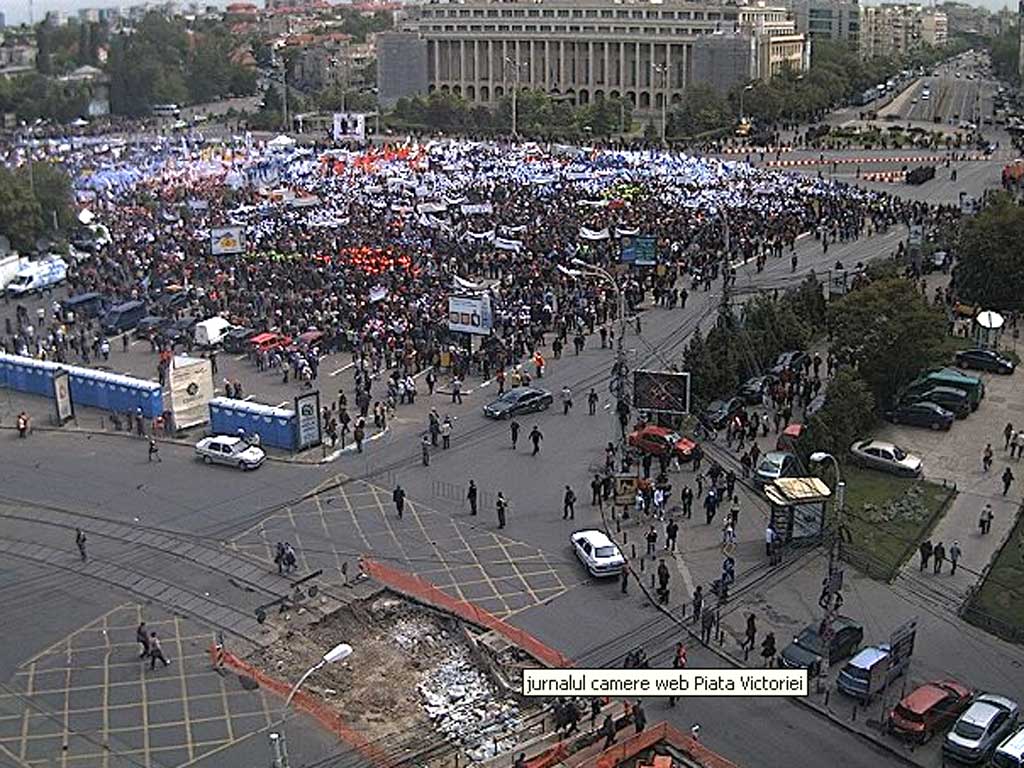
[
  {"xmin": 809, "ymin": 452, "xmax": 844, "ymax": 673},
  {"xmin": 504, "ymin": 56, "xmax": 528, "ymax": 139},
  {"xmin": 652, "ymin": 63, "xmax": 668, "ymax": 144},
  {"xmin": 283, "ymin": 642, "xmax": 353, "ymax": 710},
  {"xmin": 738, "ymin": 83, "xmax": 754, "ymax": 124}
]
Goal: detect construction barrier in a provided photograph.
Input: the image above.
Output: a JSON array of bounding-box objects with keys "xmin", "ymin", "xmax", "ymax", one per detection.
[
  {"xmin": 590, "ymin": 722, "xmax": 737, "ymax": 768},
  {"xmin": 360, "ymin": 557, "xmax": 573, "ymax": 669},
  {"xmin": 208, "ymin": 644, "xmax": 392, "ymax": 768},
  {"xmin": 766, "ymin": 154, "xmax": 981, "ymax": 168},
  {"xmin": 526, "ymin": 741, "xmax": 570, "ymax": 768},
  {"xmin": 862, "ymin": 171, "xmax": 907, "ymax": 183}
]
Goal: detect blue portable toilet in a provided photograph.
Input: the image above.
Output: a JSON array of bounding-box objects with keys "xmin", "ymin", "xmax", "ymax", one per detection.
[{"xmin": 208, "ymin": 397, "xmax": 297, "ymax": 450}]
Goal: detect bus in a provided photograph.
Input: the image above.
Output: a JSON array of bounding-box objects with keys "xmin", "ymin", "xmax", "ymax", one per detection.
[{"xmin": 152, "ymin": 104, "xmax": 181, "ymax": 119}]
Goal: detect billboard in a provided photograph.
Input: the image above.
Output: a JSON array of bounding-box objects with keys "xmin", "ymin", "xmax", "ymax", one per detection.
[
  {"xmin": 448, "ymin": 294, "xmax": 493, "ymax": 335},
  {"xmin": 621, "ymin": 235, "xmax": 657, "ymax": 266},
  {"xmin": 633, "ymin": 369, "xmax": 691, "ymax": 415},
  {"xmin": 295, "ymin": 391, "xmax": 322, "ymax": 450},
  {"xmin": 210, "ymin": 226, "xmax": 246, "ymax": 255},
  {"xmin": 333, "ymin": 112, "xmax": 366, "ymax": 142},
  {"xmin": 54, "ymin": 369, "xmax": 73, "ymax": 423},
  {"xmin": 169, "ymin": 356, "xmax": 214, "ymax": 430}
]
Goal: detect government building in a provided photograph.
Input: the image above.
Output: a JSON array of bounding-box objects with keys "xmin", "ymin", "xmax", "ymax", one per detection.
[{"xmin": 392, "ymin": 0, "xmax": 807, "ymax": 113}]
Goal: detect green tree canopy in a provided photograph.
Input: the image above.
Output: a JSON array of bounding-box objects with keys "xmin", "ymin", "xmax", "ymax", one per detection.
[
  {"xmin": 805, "ymin": 369, "xmax": 876, "ymax": 459},
  {"xmin": 954, "ymin": 193, "xmax": 1024, "ymax": 312}
]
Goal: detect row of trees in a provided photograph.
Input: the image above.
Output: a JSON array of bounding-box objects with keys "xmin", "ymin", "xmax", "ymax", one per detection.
[
  {"xmin": 391, "ymin": 89, "xmax": 634, "ymax": 139},
  {"xmin": 0, "ymin": 74, "xmax": 92, "ymax": 124},
  {"xmin": 953, "ymin": 193, "xmax": 1024, "ymax": 312},
  {"xmin": 0, "ymin": 163, "xmax": 75, "ymax": 252},
  {"xmin": 35, "ymin": 21, "xmax": 109, "ymax": 75},
  {"xmin": 107, "ymin": 13, "xmax": 257, "ymax": 116}
]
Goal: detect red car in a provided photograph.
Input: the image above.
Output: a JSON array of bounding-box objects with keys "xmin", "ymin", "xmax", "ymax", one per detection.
[
  {"xmin": 888, "ymin": 680, "xmax": 974, "ymax": 743},
  {"xmin": 249, "ymin": 332, "xmax": 293, "ymax": 355},
  {"xmin": 627, "ymin": 425, "xmax": 697, "ymax": 461}
]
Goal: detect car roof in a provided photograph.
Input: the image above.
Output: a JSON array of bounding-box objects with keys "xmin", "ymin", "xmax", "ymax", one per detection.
[
  {"xmin": 848, "ymin": 645, "xmax": 890, "ymax": 668},
  {"xmin": 209, "ymin": 435, "xmax": 243, "ymax": 445},
  {"xmin": 976, "ymin": 693, "xmax": 1018, "ymax": 712},
  {"xmin": 962, "ymin": 700, "xmax": 1006, "ymax": 726},
  {"xmin": 996, "ymin": 725, "xmax": 1024, "ymax": 754},
  {"xmin": 861, "ymin": 440, "xmax": 897, "ymax": 452},
  {"xmin": 572, "ymin": 529, "xmax": 615, "ymax": 547},
  {"xmin": 764, "ymin": 451, "xmax": 795, "ymax": 462},
  {"xmin": 250, "ymin": 332, "xmax": 280, "ymax": 342},
  {"xmin": 640, "ymin": 425, "xmax": 672, "ymax": 435},
  {"xmin": 903, "ymin": 683, "xmax": 957, "ymax": 712}
]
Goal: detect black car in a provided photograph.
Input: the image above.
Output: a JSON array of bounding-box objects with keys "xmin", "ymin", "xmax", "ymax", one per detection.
[
  {"xmin": 901, "ymin": 386, "xmax": 970, "ymax": 419},
  {"xmin": 885, "ymin": 401, "xmax": 955, "ymax": 430},
  {"xmin": 223, "ymin": 326, "xmax": 257, "ymax": 354},
  {"xmin": 780, "ymin": 617, "xmax": 864, "ymax": 677},
  {"xmin": 703, "ymin": 396, "xmax": 745, "ymax": 429},
  {"xmin": 152, "ymin": 290, "xmax": 191, "ymax": 315},
  {"xmin": 162, "ymin": 316, "xmax": 199, "ymax": 345},
  {"xmin": 134, "ymin": 315, "xmax": 168, "ymax": 340},
  {"xmin": 954, "ymin": 348, "xmax": 1016, "ymax": 375},
  {"xmin": 738, "ymin": 374, "xmax": 777, "ymax": 405},
  {"xmin": 770, "ymin": 351, "xmax": 808, "ymax": 376},
  {"xmin": 482, "ymin": 387, "xmax": 554, "ymax": 419}
]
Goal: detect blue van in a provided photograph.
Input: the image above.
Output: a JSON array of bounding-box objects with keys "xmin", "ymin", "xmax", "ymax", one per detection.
[
  {"xmin": 61, "ymin": 292, "xmax": 107, "ymax": 322},
  {"xmin": 102, "ymin": 300, "xmax": 148, "ymax": 335}
]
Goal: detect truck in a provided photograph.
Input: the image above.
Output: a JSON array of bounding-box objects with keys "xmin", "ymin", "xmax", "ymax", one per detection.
[
  {"xmin": 194, "ymin": 316, "xmax": 232, "ymax": 348},
  {"xmin": 5, "ymin": 257, "xmax": 67, "ymax": 297},
  {"xmin": 0, "ymin": 252, "xmax": 27, "ymax": 289}
]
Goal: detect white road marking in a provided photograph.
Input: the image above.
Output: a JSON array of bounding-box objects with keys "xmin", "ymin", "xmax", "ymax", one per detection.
[
  {"xmin": 233, "ymin": 354, "xmax": 247, "ymax": 361},
  {"xmin": 243, "ymin": 394, "xmax": 256, "ymax": 402},
  {"xmin": 330, "ymin": 362, "xmax": 355, "ymax": 377},
  {"xmin": 319, "ymin": 426, "xmax": 390, "ymax": 462},
  {"xmin": 275, "ymin": 400, "xmax": 289, "ymax": 408}
]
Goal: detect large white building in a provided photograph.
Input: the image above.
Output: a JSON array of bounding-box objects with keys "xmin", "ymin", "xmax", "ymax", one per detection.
[{"xmin": 401, "ymin": 0, "xmax": 807, "ymax": 113}]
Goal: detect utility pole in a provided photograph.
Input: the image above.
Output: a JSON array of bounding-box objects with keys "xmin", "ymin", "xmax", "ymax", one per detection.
[
  {"xmin": 269, "ymin": 732, "xmax": 290, "ymax": 768},
  {"xmin": 652, "ymin": 63, "xmax": 668, "ymax": 144},
  {"xmin": 505, "ymin": 56, "xmax": 524, "ymax": 139},
  {"xmin": 811, "ymin": 452, "xmax": 845, "ymax": 679}
]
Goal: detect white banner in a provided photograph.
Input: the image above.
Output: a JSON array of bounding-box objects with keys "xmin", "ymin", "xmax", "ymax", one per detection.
[
  {"xmin": 54, "ymin": 369, "xmax": 73, "ymax": 423},
  {"xmin": 417, "ymin": 202, "xmax": 448, "ymax": 214},
  {"xmin": 454, "ymin": 275, "xmax": 484, "ymax": 291},
  {"xmin": 580, "ymin": 227, "xmax": 611, "ymax": 241},
  {"xmin": 169, "ymin": 356, "xmax": 213, "ymax": 430},
  {"xmin": 448, "ymin": 294, "xmax": 493, "ymax": 335},
  {"xmin": 210, "ymin": 226, "xmax": 246, "ymax": 255},
  {"xmin": 465, "ymin": 229, "xmax": 496, "ymax": 242},
  {"xmin": 369, "ymin": 285, "xmax": 388, "ymax": 303},
  {"xmin": 501, "ymin": 225, "xmax": 527, "ymax": 235},
  {"xmin": 461, "ymin": 203, "xmax": 494, "ymax": 215},
  {"xmin": 578, "ymin": 199, "xmax": 609, "ymax": 207},
  {"xmin": 295, "ymin": 391, "xmax": 322, "ymax": 450},
  {"xmin": 333, "ymin": 112, "xmax": 366, "ymax": 142},
  {"xmin": 616, "ymin": 226, "xmax": 640, "ymax": 238},
  {"xmin": 495, "ymin": 237, "xmax": 523, "ymax": 252}
]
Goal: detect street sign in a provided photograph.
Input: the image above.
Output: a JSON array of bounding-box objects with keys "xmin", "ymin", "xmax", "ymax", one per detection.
[
  {"xmin": 613, "ymin": 475, "xmax": 638, "ymax": 507},
  {"xmin": 889, "ymin": 618, "xmax": 918, "ymax": 667},
  {"xmin": 633, "ymin": 369, "xmax": 691, "ymax": 415}
]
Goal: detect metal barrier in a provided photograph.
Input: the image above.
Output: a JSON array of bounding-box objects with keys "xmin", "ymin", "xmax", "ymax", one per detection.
[
  {"xmin": 360, "ymin": 557, "xmax": 573, "ymax": 669},
  {"xmin": 590, "ymin": 722, "xmax": 737, "ymax": 768}
]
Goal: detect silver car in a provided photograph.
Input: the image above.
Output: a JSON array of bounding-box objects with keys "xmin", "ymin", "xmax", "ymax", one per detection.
[
  {"xmin": 195, "ymin": 435, "xmax": 266, "ymax": 470},
  {"xmin": 944, "ymin": 694, "xmax": 1019, "ymax": 764},
  {"xmin": 849, "ymin": 439, "xmax": 923, "ymax": 477}
]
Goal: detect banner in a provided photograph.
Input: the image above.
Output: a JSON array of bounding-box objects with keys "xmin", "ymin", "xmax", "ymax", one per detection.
[
  {"xmin": 454, "ymin": 275, "xmax": 484, "ymax": 291},
  {"xmin": 169, "ymin": 356, "xmax": 214, "ymax": 429},
  {"xmin": 461, "ymin": 203, "xmax": 493, "ymax": 215},
  {"xmin": 500, "ymin": 225, "xmax": 527, "ymax": 235},
  {"xmin": 448, "ymin": 294, "xmax": 493, "ymax": 335},
  {"xmin": 333, "ymin": 112, "xmax": 366, "ymax": 142},
  {"xmin": 210, "ymin": 226, "xmax": 246, "ymax": 255},
  {"xmin": 369, "ymin": 285, "xmax": 388, "ymax": 303},
  {"xmin": 54, "ymin": 369, "xmax": 73, "ymax": 423},
  {"xmin": 417, "ymin": 202, "xmax": 448, "ymax": 214},
  {"xmin": 621, "ymin": 235, "xmax": 657, "ymax": 266},
  {"xmin": 578, "ymin": 199, "xmax": 608, "ymax": 208},
  {"xmin": 465, "ymin": 229, "xmax": 496, "ymax": 242},
  {"xmin": 495, "ymin": 237, "xmax": 523, "ymax": 252},
  {"xmin": 580, "ymin": 227, "xmax": 611, "ymax": 241},
  {"xmin": 295, "ymin": 391, "xmax": 322, "ymax": 450},
  {"xmin": 615, "ymin": 226, "xmax": 640, "ymax": 238}
]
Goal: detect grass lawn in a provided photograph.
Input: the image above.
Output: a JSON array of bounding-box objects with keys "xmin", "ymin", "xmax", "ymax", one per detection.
[
  {"xmin": 832, "ymin": 464, "xmax": 955, "ymax": 579},
  {"xmin": 968, "ymin": 509, "xmax": 1024, "ymax": 635}
]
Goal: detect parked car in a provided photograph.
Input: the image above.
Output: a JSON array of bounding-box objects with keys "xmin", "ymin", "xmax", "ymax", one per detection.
[
  {"xmin": 222, "ymin": 326, "xmax": 257, "ymax": 354},
  {"xmin": 779, "ymin": 616, "xmax": 864, "ymax": 677},
  {"xmin": 888, "ymin": 680, "xmax": 974, "ymax": 744},
  {"xmin": 849, "ymin": 439, "xmax": 923, "ymax": 477},
  {"xmin": 837, "ymin": 644, "xmax": 910, "ymax": 701},
  {"xmin": 944, "ymin": 694, "xmax": 1019, "ymax": 764},
  {"xmin": 884, "ymin": 401, "xmax": 954, "ymax": 431},
  {"xmin": 901, "ymin": 386, "xmax": 971, "ymax": 419},
  {"xmin": 754, "ymin": 451, "xmax": 800, "ymax": 488},
  {"xmin": 133, "ymin": 315, "xmax": 168, "ymax": 340},
  {"xmin": 954, "ymin": 348, "xmax": 1016, "ymax": 375},
  {"xmin": 570, "ymin": 529, "xmax": 626, "ymax": 577},
  {"xmin": 770, "ymin": 350, "xmax": 808, "ymax": 375},
  {"xmin": 482, "ymin": 387, "xmax": 554, "ymax": 419},
  {"xmin": 60, "ymin": 292, "xmax": 107, "ymax": 322},
  {"xmin": 151, "ymin": 288, "xmax": 191, "ymax": 315},
  {"xmin": 194, "ymin": 435, "xmax": 266, "ymax": 470},
  {"xmin": 993, "ymin": 726, "xmax": 1024, "ymax": 768},
  {"xmin": 101, "ymin": 300, "xmax": 148, "ymax": 335},
  {"xmin": 290, "ymin": 329, "xmax": 326, "ymax": 352},
  {"xmin": 248, "ymin": 331, "xmax": 292, "ymax": 356},
  {"xmin": 628, "ymin": 425, "xmax": 697, "ymax": 461},
  {"xmin": 738, "ymin": 374, "xmax": 777, "ymax": 405},
  {"xmin": 703, "ymin": 396, "xmax": 745, "ymax": 429}
]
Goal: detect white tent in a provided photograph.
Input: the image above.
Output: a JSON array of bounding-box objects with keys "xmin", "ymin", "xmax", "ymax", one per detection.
[
  {"xmin": 268, "ymin": 134, "xmax": 296, "ymax": 149},
  {"xmin": 70, "ymin": 118, "xmax": 89, "ymax": 127}
]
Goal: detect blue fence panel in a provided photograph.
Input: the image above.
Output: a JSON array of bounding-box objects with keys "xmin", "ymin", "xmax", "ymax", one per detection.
[{"xmin": 208, "ymin": 397, "xmax": 297, "ymax": 450}]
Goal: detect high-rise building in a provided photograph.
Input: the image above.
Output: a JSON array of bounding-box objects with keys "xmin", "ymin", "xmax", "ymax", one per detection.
[
  {"xmin": 403, "ymin": 0, "xmax": 806, "ymax": 114},
  {"xmin": 0, "ymin": 11, "xmax": 6, "ymax": 29},
  {"xmin": 859, "ymin": 4, "xmax": 946, "ymax": 59},
  {"xmin": 378, "ymin": 31, "xmax": 430, "ymax": 106},
  {"xmin": 787, "ymin": 0, "xmax": 859, "ymax": 45}
]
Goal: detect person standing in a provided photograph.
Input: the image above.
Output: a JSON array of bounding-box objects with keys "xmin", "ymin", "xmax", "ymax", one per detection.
[
  {"xmin": 668, "ymin": 642, "xmax": 688, "ymax": 707},
  {"xmin": 588, "ymin": 388, "xmax": 599, "ymax": 415},
  {"xmin": 632, "ymin": 701, "xmax": 646, "ymax": 734},
  {"xmin": 932, "ymin": 541, "xmax": 946, "ymax": 574},
  {"xmin": 591, "ymin": 474, "xmax": 603, "ymax": 506},
  {"xmin": 691, "ymin": 585, "xmax": 703, "ymax": 624},
  {"xmin": 496, "ymin": 492, "xmax": 508, "ymax": 529},
  {"xmin": 510, "ymin": 419, "xmax": 520, "ymax": 450},
  {"xmin": 657, "ymin": 559, "xmax": 670, "ymax": 603},
  {"xmin": 136, "ymin": 622, "xmax": 150, "ymax": 659},
  {"xmin": 149, "ymin": 632, "xmax": 170, "ymax": 670},
  {"xmin": 440, "ymin": 415, "xmax": 453, "ymax": 449},
  {"xmin": 1003, "ymin": 466, "xmax": 1015, "ymax": 495},
  {"xmin": 148, "ymin": 437, "xmax": 161, "ymax": 463},
  {"xmin": 666, "ymin": 519, "xmax": 679, "ymax": 553},
  {"xmin": 620, "ymin": 567, "xmax": 628, "ymax": 594},
  {"xmin": 760, "ymin": 632, "xmax": 776, "ymax": 667},
  {"xmin": 645, "ymin": 526, "xmax": 658, "ymax": 557},
  {"xmin": 1005, "ymin": 422, "xmax": 1015, "ymax": 451},
  {"xmin": 983, "ymin": 443, "xmax": 994, "ymax": 472},
  {"xmin": 392, "ymin": 485, "xmax": 406, "ymax": 519},
  {"xmin": 467, "ymin": 480, "xmax": 478, "ymax": 516},
  {"xmin": 919, "ymin": 539, "xmax": 933, "ymax": 571},
  {"xmin": 949, "ymin": 541, "xmax": 962, "ymax": 574},
  {"xmin": 529, "ymin": 426, "xmax": 543, "ymax": 456},
  {"xmin": 563, "ymin": 486, "xmax": 576, "ymax": 520},
  {"xmin": 425, "ymin": 368, "xmax": 437, "ymax": 395},
  {"xmin": 75, "ymin": 528, "xmax": 87, "ymax": 562},
  {"xmin": 980, "ymin": 504, "xmax": 994, "ymax": 534}
]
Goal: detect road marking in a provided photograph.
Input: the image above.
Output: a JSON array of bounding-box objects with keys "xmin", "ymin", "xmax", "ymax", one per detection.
[
  {"xmin": 242, "ymin": 395, "xmax": 255, "ymax": 402},
  {"xmin": 233, "ymin": 354, "xmax": 247, "ymax": 362},
  {"xmin": 131, "ymin": 340, "xmax": 145, "ymax": 347},
  {"xmin": 101, "ymin": 615, "xmax": 111, "ymax": 768},
  {"xmin": 319, "ymin": 427, "xmax": 390, "ymax": 462},
  {"xmin": 18, "ymin": 662, "xmax": 34, "ymax": 762},
  {"xmin": 413, "ymin": 366, "xmax": 434, "ymax": 380},
  {"xmin": 275, "ymin": 401, "xmax": 289, "ymax": 408},
  {"xmin": 172, "ymin": 617, "xmax": 196, "ymax": 763},
  {"xmin": 330, "ymin": 362, "xmax": 355, "ymax": 377},
  {"xmin": 60, "ymin": 640, "xmax": 72, "ymax": 768}
]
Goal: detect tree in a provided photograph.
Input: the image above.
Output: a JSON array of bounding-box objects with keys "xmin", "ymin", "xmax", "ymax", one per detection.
[
  {"xmin": 667, "ymin": 85, "xmax": 731, "ymax": 137},
  {"xmin": 827, "ymin": 277, "xmax": 946, "ymax": 407},
  {"xmin": 954, "ymin": 193, "xmax": 1024, "ymax": 311},
  {"xmin": 0, "ymin": 168, "xmax": 43, "ymax": 252},
  {"xmin": 806, "ymin": 369, "xmax": 876, "ymax": 459},
  {"xmin": 20, "ymin": 162, "xmax": 74, "ymax": 234}
]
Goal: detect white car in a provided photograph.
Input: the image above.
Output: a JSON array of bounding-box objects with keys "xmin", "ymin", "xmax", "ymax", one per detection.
[
  {"xmin": 571, "ymin": 529, "xmax": 626, "ymax": 577},
  {"xmin": 195, "ymin": 435, "xmax": 266, "ymax": 470},
  {"xmin": 849, "ymin": 439, "xmax": 922, "ymax": 477}
]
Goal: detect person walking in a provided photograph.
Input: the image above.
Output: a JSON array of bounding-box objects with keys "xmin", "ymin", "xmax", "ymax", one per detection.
[
  {"xmin": 588, "ymin": 388, "xmax": 599, "ymax": 415},
  {"xmin": 668, "ymin": 643, "xmax": 688, "ymax": 707},
  {"xmin": 1003, "ymin": 466, "xmax": 1015, "ymax": 495},
  {"xmin": 451, "ymin": 377, "xmax": 463, "ymax": 404},
  {"xmin": 691, "ymin": 585, "xmax": 703, "ymax": 624},
  {"xmin": 632, "ymin": 701, "xmax": 646, "ymax": 734},
  {"xmin": 700, "ymin": 606, "xmax": 715, "ymax": 645},
  {"xmin": 1005, "ymin": 422, "xmax": 1015, "ymax": 451},
  {"xmin": 983, "ymin": 443, "xmax": 994, "ymax": 472},
  {"xmin": 741, "ymin": 614, "xmax": 757, "ymax": 654},
  {"xmin": 980, "ymin": 504, "xmax": 994, "ymax": 534},
  {"xmin": 561, "ymin": 385, "xmax": 573, "ymax": 415},
  {"xmin": 949, "ymin": 541, "xmax": 962, "ymax": 575},
  {"xmin": 620, "ymin": 567, "xmax": 628, "ymax": 594},
  {"xmin": 919, "ymin": 540, "xmax": 933, "ymax": 571},
  {"xmin": 666, "ymin": 519, "xmax": 679, "ymax": 553},
  {"xmin": 136, "ymin": 622, "xmax": 150, "ymax": 659},
  {"xmin": 657, "ymin": 559, "xmax": 670, "ymax": 603},
  {"xmin": 510, "ymin": 420, "xmax": 520, "ymax": 450},
  {"xmin": 75, "ymin": 528, "xmax": 87, "ymax": 562},
  {"xmin": 591, "ymin": 474, "xmax": 603, "ymax": 506},
  {"xmin": 563, "ymin": 486, "xmax": 576, "ymax": 520},
  {"xmin": 529, "ymin": 426, "xmax": 543, "ymax": 456},
  {"xmin": 601, "ymin": 714, "xmax": 616, "ymax": 749},
  {"xmin": 932, "ymin": 541, "xmax": 946, "ymax": 574},
  {"xmin": 760, "ymin": 633, "xmax": 776, "ymax": 667},
  {"xmin": 421, "ymin": 434, "xmax": 431, "ymax": 466},
  {"xmin": 148, "ymin": 437, "xmax": 161, "ymax": 463},
  {"xmin": 440, "ymin": 415, "xmax": 452, "ymax": 449},
  {"xmin": 467, "ymin": 480, "xmax": 478, "ymax": 516},
  {"xmin": 392, "ymin": 484, "xmax": 406, "ymax": 519},
  {"xmin": 496, "ymin": 492, "xmax": 508, "ymax": 529},
  {"xmin": 148, "ymin": 632, "xmax": 170, "ymax": 670},
  {"xmin": 645, "ymin": 525, "xmax": 658, "ymax": 557}
]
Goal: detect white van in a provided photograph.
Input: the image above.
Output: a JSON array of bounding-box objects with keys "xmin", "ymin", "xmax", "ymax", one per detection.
[
  {"xmin": 994, "ymin": 726, "xmax": 1024, "ymax": 768},
  {"xmin": 194, "ymin": 316, "xmax": 232, "ymax": 348},
  {"xmin": 5, "ymin": 257, "xmax": 67, "ymax": 297}
]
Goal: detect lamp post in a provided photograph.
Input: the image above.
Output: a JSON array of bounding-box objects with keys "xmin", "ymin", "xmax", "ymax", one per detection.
[
  {"xmin": 651, "ymin": 63, "xmax": 668, "ymax": 144},
  {"xmin": 271, "ymin": 643, "xmax": 353, "ymax": 768},
  {"xmin": 809, "ymin": 452, "xmax": 844, "ymax": 672},
  {"xmin": 504, "ymin": 56, "xmax": 528, "ymax": 139},
  {"xmin": 738, "ymin": 82, "xmax": 754, "ymax": 123}
]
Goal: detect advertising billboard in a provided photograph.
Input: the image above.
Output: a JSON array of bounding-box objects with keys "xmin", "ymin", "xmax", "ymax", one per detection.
[
  {"xmin": 169, "ymin": 356, "xmax": 214, "ymax": 430},
  {"xmin": 633, "ymin": 369, "xmax": 691, "ymax": 415},
  {"xmin": 210, "ymin": 226, "xmax": 247, "ymax": 255},
  {"xmin": 448, "ymin": 294, "xmax": 493, "ymax": 335},
  {"xmin": 295, "ymin": 391, "xmax": 322, "ymax": 450},
  {"xmin": 333, "ymin": 112, "xmax": 366, "ymax": 142}
]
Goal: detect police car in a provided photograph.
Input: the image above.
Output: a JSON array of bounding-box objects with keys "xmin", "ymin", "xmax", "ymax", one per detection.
[{"xmin": 570, "ymin": 529, "xmax": 626, "ymax": 577}]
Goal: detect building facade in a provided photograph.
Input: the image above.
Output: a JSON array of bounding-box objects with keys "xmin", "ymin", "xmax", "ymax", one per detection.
[
  {"xmin": 859, "ymin": 4, "xmax": 947, "ymax": 59},
  {"xmin": 787, "ymin": 0, "xmax": 859, "ymax": 44},
  {"xmin": 378, "ymin": 31, "xmax": 430, "ymax": 106},
  {"xmin": 403, "ymin": 0, "xmax": 806, "ymax": 112}
]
